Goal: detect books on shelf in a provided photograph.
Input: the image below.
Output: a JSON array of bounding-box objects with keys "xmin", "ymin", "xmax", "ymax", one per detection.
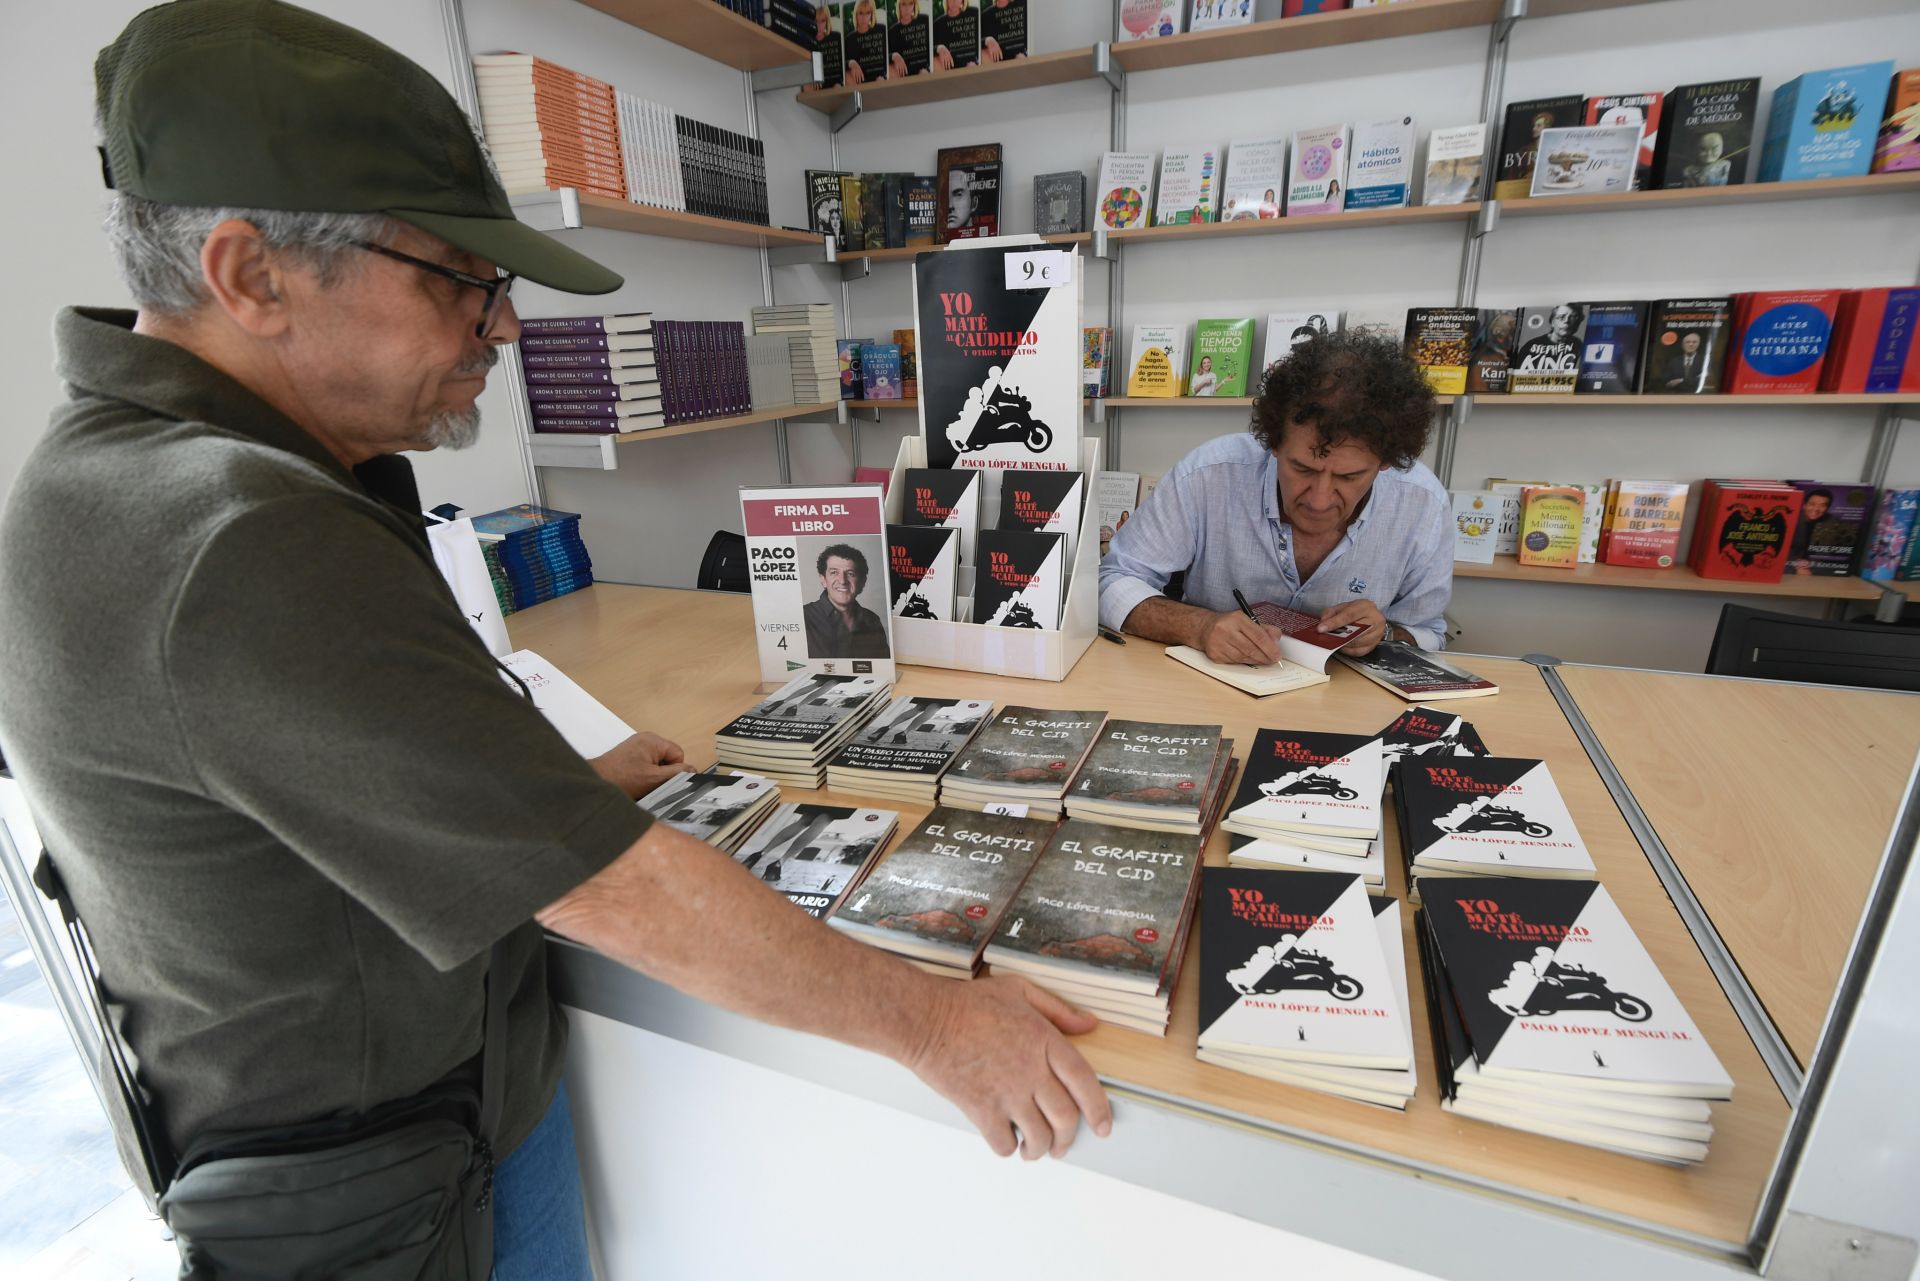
[
  {"xmin": 885, "ymin": 524, "xmax": 960, "ymax": 621},
  {"xmin": 1516, "ymin": 486, "xmax": 1584, "ymax": 569},
  {"xmin": 1874, "ymin": 68, "xmax": 1920, "ymax": 173},
  {"xmin": 471, "ymin": 505, "xmax": 594, "ymax": 612},
  {"xmin": 732, "ymin": 802, "xmax": 899, "ymax": 919},
  {"xmin": 1034, "ymin": 171, "xmax": 1087, "ymax": 236},
  {"xmin": 653, "ymin": 320, "xmax": 751, "ymax": 425},
  {"xmin": 902, "ymin": 467, "xmax": 982, "ymax": 565},
  {"xmin": 714, "ymin": 672, "xmax": 892, "ymax": 789},
  {"xmin": 1451, "ymin": 491, "xmax": 1501, "ymax": 564},
  {"xmin": 1287, "ymin": 124, "xmax": 1350, "ymax": 216},
  {"xmin": 752, "ymin": 303, "xmax": 837, "ymax": 406},
  {"xmin": 1222, "ymin": 137, "xmax": 1288, "ymax": 221},
  {"xmin": 972, "ymin": 528, "xmax": 1066, "ymax": 630},
  {"xmin": 1405, "ymin": 308, "xmax": 1477, "ymax": 395},
  {"xmin": 1127, "ymin": 323, "xmax": 1188, "ymax": 397},
  {"xmin": 1423, "ymin": 123, "xmax": 1487, "ymax": 206},
  {"xmin": 998, "ymin": 469, "xmax": 1086, "ymax": 564},
  {"xmin": 1222, "ymin": 729, "xmax": 1382, "ymax": 852},
  {"xmin": 1395, "ymin": 756, "xmax": 1594, "ymax": 881},
  {"xmin": 1759, "ymin": 62, "xmax": 1893, "ymax": 183},
  {"xmin": 1198, "ymin": 871, "xmax": 1415, "ymax": 1106},
  {"xmin": 1155, "ymin": 147, "xmax": 1222, "ymax": 226},
  {"xmin": 889, "ymin": 0, "xmax": 932, "ymax": 77},
  {"xmin": 1095, "ymin": 471, "xmax": 1141, "ymax": 554},
  {"xmin": 1584, "ymin": 91, "xmax": 1664, "ymax": 191},
  {"xmin": 1863, "ymin": 489, "xmax": 1920, "ymax": 582},
  {"xmin": 1724, "ymin": 290, "xmax": 1843, "ymax": 393},
  {"xmin": 1283, "ymin": 0, "xmax": 1351, "ymax": 14},
  {"xmin": 1575, "ymin": 301, "xmax": 1646, "ymax": 394},
  {"xmin": 825, "ymin": 694, "xmax": 994, "ymax": 803},
  {"xmin": 860, "ymin": 342, "xmax": 904, "ymax": 400},
  {"xmin": 1263, "ymin": 308, "xmax": 1340, "ymax": 371},
  {"xmin": 637, "ymin": 768, "xmax": 780, "ymax": 854},
  {"xmin": 1117, "ymin": 0, "xmax": 1184, "ymax": 41},
  {"xmin": 1083, "ymin": 327, "xmax": 1115, "ymax": 399},
  {"xmin": 521, "ymin": 313, "xmax": 661, "ymax": 435},
  {"xmin": 1689, "ymin": 479, "xmax": 1804, "ymax": 584},
  {"xmin": 1652, "ymin": 78, "xmax": 1759, "ymax": 190},
  {"xmin": 1509, "ymin": 303, "xmax": 1583, "ymax": 394},
  {"xmin": 1783, "ymin": 481, "xmax": 1874, "ymax": 577},
  {"xmin": 1494, "ymin": 95, "xmax": 1583, "ymax": 200},
  {"xmin": 1337, "ymin": 643, "xmax": 1500, "ymax": 702},
  {"xmin": 943, "ymin": 706, "xmax": 1107, "ymax": 820},
  {"xmin": 983, "ymin": 819, "xmax": 1205, "ymax": 1034},
  {"xmin": 1189, "ymin": 318, "xmax": 1256, "ymax": 397},
  {"xmin": 1095, "ymin": 152, "xmax": 1156, "ymax": 232},
  {"xmin": 745, "ymin": 334, "xmax": 796, "ymax": 411},
  {"xmin": 1600, "ymin": 481, "xmax": 1689, "ymax": 569},
  {"xmin": 1346, "ymin": 116, "xmax": 1415, "ymax": 210},
  {"xmin": 936, "ymin": 144, "xmax": 1003, "ymax": 242},
  {"xmin": 474, "ymin": 54, "xmax": 626, "ymax": 201},
  {"xmin": 1065, "ymin": 720, "xmax": 1227, "ymax": 835},
  {"xmin": 1528, "ymin": 123, "xmax": 1639, "ymax": 198},
  {"xmin": 1640, "ymin": 299, "xmax": 1732, "ymax": 394},
  {"xmin": 895, "ymin": 327, "xmax": 919, "ymax": 398},
  {"xmin": 1822, "ymin": 289, "xmax": 1920, "ymax": 393},
  {"xmin": 828, "ymin": 806, "xmax": 1054, "ymax": 977},
  {"xmin": 1420, "ymin": 880, "xmax": 1733, "ymax": 1163},
  {"xmin": 981, "ymin": 0, "xmax": 1028, "ymax": 61},
  {"xmin": 934, "ymin": 0, "xmax": 981, "ymax": 68},
  {"xmin": 842, "ymin": 1, "xmax": 888, "ymax": 84},
  {"xmin": 1191, "ymin": 0, "xmax": 1255, "ymax": 30}
]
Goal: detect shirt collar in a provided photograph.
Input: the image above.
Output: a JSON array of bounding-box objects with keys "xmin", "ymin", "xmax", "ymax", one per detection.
[{"xmin": 53, "ymin": 307, "xmax": 425, "ymax": 532}]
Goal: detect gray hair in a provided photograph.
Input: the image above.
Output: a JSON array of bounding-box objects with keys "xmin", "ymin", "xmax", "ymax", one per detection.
[{"xmin": 102, "ymin": 192, "xmax": 395, "ymax": 315}]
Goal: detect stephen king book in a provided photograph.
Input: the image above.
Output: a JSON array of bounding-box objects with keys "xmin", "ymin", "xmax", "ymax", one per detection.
[{"xmin": 1508, "ymin": 303, "xmax": 1584, "ymax": 394}]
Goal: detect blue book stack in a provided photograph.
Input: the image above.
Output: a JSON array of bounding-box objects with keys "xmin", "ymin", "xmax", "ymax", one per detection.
[
  {"xmin": 1758, "ymin": 61, "xmax": 1894, "ymax": 182},
  {"xmin": 470, "ymin": 504, "xmax": 595, "ymax": 612}
]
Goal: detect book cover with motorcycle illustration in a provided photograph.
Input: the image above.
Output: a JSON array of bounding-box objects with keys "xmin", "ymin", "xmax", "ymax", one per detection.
[
  {"xmin": 997, "ymin": 468, "xmax": 1086, "ymax": 564},
  {"xmin": 1396, "ymin": 757, "xmax": 1595, "ymax": 878},
  {"xmin": 885, "ymin": 524, "xmax": 958, "ymax": 621},
  {"xmin": 900, "ymin": 466, "xmax": 981, "ymax": 565},
  {"xmin": 1197, "ymin": 869, "xmax": 1412, "ymax": 1069},
  {"xmin": 1421, "ymin": 879, "xmax": 1733, "ymax": 1097},
  {"xmin": 740, "ymin": 484, "xmax": 896, "ymax": 686},
  {"xmin": 971, "ymin": 528, "xmax": 1065, "ymax": 630},
  {"xmin": 1222, "ymin": 729, "xmax": 1383, "ymax": 840},
  {"xmin": 828, "ymin": 695, "xmax": 994, "ymax": 784},
  {"xmin": 914, "ymin": 236, "xmax": 1083, "ymax": 472},
  {"xmin": 827, "ymin": 805, "xmax": 1055, "ymax": 969},
  {"xmin": 1376, "ymin": 707, "xmax": 1490, "ymax": 771},
  {"xmin": 945, "ymin": 706, "xmax": 1107, "ymax": 800},
  {"xmin": 1066, "ymin": 720, "xmax": 1224, "ymax": 827},
  {"xmin": 729, "ymin": 802, "xmax": 900, "ymax": 919},
  {"xmin": 983, "ymin": 819, "xmax": 1203, "ymax": 995}
]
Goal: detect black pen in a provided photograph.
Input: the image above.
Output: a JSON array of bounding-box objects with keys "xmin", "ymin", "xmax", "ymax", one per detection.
[
  {"xmin": 1098, "ymin": 625, "xmax": 1127, "ymax": 645},
  {"xmin": 1231, "ymin": 588, "xmax": 1259, "ymax": 624}
]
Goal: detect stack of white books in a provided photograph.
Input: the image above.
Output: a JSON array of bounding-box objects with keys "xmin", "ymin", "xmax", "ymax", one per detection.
[
  {"xmin": 713, "ymin": 673, "xmax": 890, "ymax": 789},
  {"xmin": 1392, "ymin": 755, "xmax": 1595, "ymax": 885},
  {"xmin": 1221, "ymin": 729, "xmax": 1385, "ymax": 887},
  {"xmin": 730, "ymin": 802, "xmax": 898, "ymax": 920},
  {"xmin": 1196, "ymin": 870, "xmax": 1416, "ymax": 1109},
  {"xmin": 751, "ymin": 304, "xmax": 838, "ymax": 405},
  {"xmin": 941, "ymin": 707, "xmax": 1107, "ymax": 821},
  {"xmin": 1420, "ymin": 879, "xmax": 1732, "ymax": 1164},
  {"xmin": 637, "ymin": 768, "xmax": 779, "ymax": 854},
  {"xmin": 1063, "ymin": 720, "xmax": 1230, "ymax": 836},
  {"xmin": 824, "ymin": 696, "xmax": 994, "ymax": 805},
  {"xmin": 472, "ymin": 54, "xmax": 627, "ymax": 201}
]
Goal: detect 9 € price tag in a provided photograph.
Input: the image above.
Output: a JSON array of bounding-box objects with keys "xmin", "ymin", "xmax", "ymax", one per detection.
[
  {"xmin": 1004, "ymin": 250, "xmax": 1073, "ymax": 291},
  {"xmin": 983, "ymin": 802, "xmax": 1030, "ymax": 818}
]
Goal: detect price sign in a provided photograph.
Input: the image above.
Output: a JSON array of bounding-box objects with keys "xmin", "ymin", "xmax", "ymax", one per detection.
[
  {"xmin": 983, "ymin": 802, "xmax": 1031, "ymax": 818},
  {"xmin": 1003, "ymin": 249, "xmax": 1073, "ymax": 291}
]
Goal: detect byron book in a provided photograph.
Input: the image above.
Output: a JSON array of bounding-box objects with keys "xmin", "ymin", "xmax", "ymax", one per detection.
[
  {"xmin": 972, "ymin": 528, "xmax": 1065, "ymax": 629},
  {"xmin": 885, "ymin": 524, "xmax": 959, "ymax": 619},
  {"xmin": 1508, "ymin": 303, "xmax": 1583, "ymax": 394},
  {"xmin": 1346, "ymin": 116, "xmax": 1416, "ymax": 209},
  {"xmin": 1397, "ymin": 756, "xmax": 1593, "ymax": 879},
  {"xmin": 1423, "ymin": 123, "xmax": 1487, "ymax": 205},
  {"xmin": 998, "ymin": 469, "xmax": 1087, "ymax": 564},
  {"xmin": 1337, "ymin": 644, "xmax": 1499, "ymax": 702},
  {"xmin": 1759, "ymin": 61, "xmax": 1894, "ymax": 182},
  {"xmin": 1034, "ymin": 171, "xmax": 1087, "ymax": 235},
  {"xmin": 1189, "ymin": 318, "xmax": 1256, "ymax": 397},
  {"xmin": 1584, "ymin": 91, "xmax": 1664, "ymax": 189},
  {"xmin": 1405, "ymin": 308, "xmax": 1478, "ymax": 395},
  {"xmin": 1640, "ymin": 299, "xmax": 1733, "ymax": 393},
  {"xmin": 1652, "ymin": 78, "xmax": 1759, "ymax": 189},
  {"xmin": 739, "ymin": 484, "xmax": 894, "ymax": 683},
  {"xmin": 1094, "ymin": 151, "xmax": 1156, "ymax": 231},
  {"xmin": 1784, "ymin": 481, "xmax": 1874, "ymax": 576},
  {"xmin": 935, "ymin": 143, "xmax": 1002, "ymax": 242},
  {"xmin": 1495, "ymin": 95, "xmax": 1583, "ymax": 199},
  {"xmin": 1155, "ymin": 146, "xmax": 1223, "ymax": 225},
  {"xmin": 731, "ymin": 802, "xmax": 898, "ymax": 919},
  {"xmin": 1128, "ymin": 323, "xmax": 1188, "ymax": 397},
  {"xmin": 1574, "ymin": 301, "xmax": 1648, "ymax": 394},
  {"xmin": 1221, "ymin": 137, "xmax": 1289, "ymax": 220},
  {"xmin": 1287, "ymin": 124, "xmax": 1351, "ymax": 216}
]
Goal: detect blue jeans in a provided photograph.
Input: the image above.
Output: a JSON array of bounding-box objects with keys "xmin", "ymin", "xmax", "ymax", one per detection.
[{"xmin": 492, "ymin": 1078, "xmax": 593, "ymax": 1281}]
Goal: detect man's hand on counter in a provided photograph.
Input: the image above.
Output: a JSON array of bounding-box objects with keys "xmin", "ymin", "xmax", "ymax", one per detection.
[
  {"xmin": 591, "ymin": 731, "xmax": 687, "ymax": 799},
  {"xmin": 1317, "ymin": 598, "xmax": 1390, "ymax": 656},
  {"xmin": 907, "ymin": 975, "xmax": 1113, "ymax": 1161}
]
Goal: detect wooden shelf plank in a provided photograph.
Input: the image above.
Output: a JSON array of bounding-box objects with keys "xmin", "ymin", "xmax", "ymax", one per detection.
[
  {"xmin": 847, "ymin": 231, "xmax": 1092, "ymax": 264},
  {"xmin": 1103, "ymin": 395, "xmax": 1459, "ymax": 407},
  {"xmin": 1500, "ymin": 170, "xmax": 1920, "ymax": 218},
  {"xmin": 572, "ymin": 0, "xmax": 812, "ymax": 71},
  {"xmin": 603, "ymin": 401, "xmax": 840, "ymax": 443},
  {"xmin": 846, "ymin": 398, "xmax": 915, "ymax": 410},
  {"xmin": 797, "ymin": 46, "xmax": 1103, "ymax": 114},
  {"xmin": 1109, "ymin": 0, "xmax": 1658, "ymax": 73},
  {"xmin": 1471, "ymin": 393, "xmax": 1918, "ymax": 408},
  {"xmin": 553, "ymin": 191, "xmax": 826, "ymax": 250},
  {"xmin": 1110, "ymin": 202, "xmax": 1478, "ymax": 244},
  {"xmin": 1454, "ymin": 554, "xmax": 1888, "ymax": 600}
]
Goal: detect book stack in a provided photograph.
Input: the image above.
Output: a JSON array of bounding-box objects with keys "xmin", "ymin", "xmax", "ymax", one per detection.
[
  {"xmin": 1377, "ymin": 706, "xmax": 1490, "ymax": 772},
  {"xmin": 941, "ymin": 707, "xmax": 1107, "ymax": 820},
  {"xmin": 729, "ymin": 802, "xmax": 899, "ymax": 919},
  {"xmin": 714, "ymin": 673, "xmax": 892, "ymax": 789},
  {"xmin": 473, "ymin": 54, "xmax": 627, "ymax": 201},
  {"xmin": 1420, "ymin": 880, "xmax": 1733, "ymax": 1163},
  {"xmin": 1392, "ymin": 755, "xmax": 1596, "ymax": 888},
  {"xmin": 709, "ymin": 0, "xmax": 816, "ymax": 51},
  {"xmin": 1221, "ymin": 730, "xmax": 1385, "ymax": 887},
  {"xmin": 751, "ymin": 305, "xmax": 838, "ymax": 406},
  {"xmin": 1337, "ymin": 643, "xmax": 1500, "ymax": 702},
  {"xmin": 828, "ymin": 807, "xmax": 1055, "ymax": 979},
  {"xmin": 480, "ymin": 542, "xmax": 515, "ymax": 616},
  {"xmin": 983, "ymin": 819, "xmax": 1205, "ymax": 1035},
  {"xmin": 654, "ymin": 320, "xmax": 750, "ymax": 425},
  {"xmin": 1196, "ymin": 870, "xmax": 1417, "ymax": 1109},
  {"xmin": 1063, "ymin": 720, "xmax": 1234, "ymax": 836},
  {"xmin": 637, "ymin": 769, "xmax": 780, "ymax": 854},
  {"xmin": 669, "ymin": 114, "xmax": 769, "ymax": 225},
  {"xmin": 519, "ymin": 313, "xmax": 660, "ymax": 435},
  {"xmin": 824, "ymin": 696, "xmax": 995, "ymax": 804},
  {"xmin": 614, "ymin": 92, "xmax": 687, "ymax": 213},
  {"xmin": 469, "ymin": 504, "xmax": 594, "ymax": 611}
]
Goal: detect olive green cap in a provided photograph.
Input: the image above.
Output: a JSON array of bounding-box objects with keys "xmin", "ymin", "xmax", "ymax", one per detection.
[{"xmin": 95, "ymin": 0, "xmax": 622, "ymax": 294}]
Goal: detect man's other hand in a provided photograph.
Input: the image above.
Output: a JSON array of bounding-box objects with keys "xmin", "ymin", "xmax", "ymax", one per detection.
[
  {"xmin": 1196, "ymin": 611, "xmax": 1283, "ymax": 666},
  {"xmin": 908, "ymin": 975, "xmax": 1113, "ymax": 1160},
  {"xmin": 592, "ymin": 731, "xmax": 686, "ymax": 799},
  {"xmin": 1319, "ymin": 598, "xmax": 1389, "ymax": 656}
]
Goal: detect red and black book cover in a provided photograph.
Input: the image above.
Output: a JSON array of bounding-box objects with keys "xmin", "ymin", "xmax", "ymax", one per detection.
[
  {"xmin": 1584, "ymin": 91, "xmax": 1665, "ymax": 190},
  {"xmin": 1494, "ymin": 95, "xmax": 1584, "ymax": 200},
  {"xmin": 972, "ymin": 528, "xmax": 1064, "ymax": 630},
  {"xmin": 997, "ymin": 468, "xmax": 1086, "ymax": 562},
  {"xmin": 1376, "ymin": 707, "xmax": 1490, "ymax": 769},
  {"xmin": 1723, "ymin": 291, "xmax": 1843, "ymax": 394},
  {"xmin": 1197, "ymin": 867, "xmax": 1380, "ymax": 1051},
  {"xmin": 885, "ymin": 523, "xmax": 957, "ymax": 619},
  {"xmin": 1688, "ymin": 480, "xmax": 1804, "ymax": 582}
]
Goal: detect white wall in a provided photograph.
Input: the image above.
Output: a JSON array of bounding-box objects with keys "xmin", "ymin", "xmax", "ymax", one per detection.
[{"xmin": 2, "ymin": 0, "xmax": 1915, "ymax": 667}]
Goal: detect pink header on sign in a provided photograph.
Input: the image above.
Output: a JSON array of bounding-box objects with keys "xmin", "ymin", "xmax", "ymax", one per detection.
[{"xmin": 742, "ymin": 495, "xmax": 883, "ymax": 538}]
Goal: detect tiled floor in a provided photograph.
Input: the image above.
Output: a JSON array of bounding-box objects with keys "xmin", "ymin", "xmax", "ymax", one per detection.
[{"xmin": 0, "ymin": 886, "xmax": 176, "ymax": 1280}]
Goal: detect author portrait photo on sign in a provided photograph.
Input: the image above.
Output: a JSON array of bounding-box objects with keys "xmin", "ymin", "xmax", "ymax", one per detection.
[{"xmin": 800, "ymin": 536, "xmax": 891, "ymax": 660}]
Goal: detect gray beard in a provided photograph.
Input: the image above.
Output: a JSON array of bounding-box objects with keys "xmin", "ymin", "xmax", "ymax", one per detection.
[{"xmin": 422, "ymin": 404, "xmax": 482, "ymax": 450}]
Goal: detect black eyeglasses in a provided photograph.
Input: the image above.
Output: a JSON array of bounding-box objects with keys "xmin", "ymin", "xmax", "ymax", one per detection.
[{"xmin": 353, "ymin": 240, "xmax": 517, "ymax": 339}]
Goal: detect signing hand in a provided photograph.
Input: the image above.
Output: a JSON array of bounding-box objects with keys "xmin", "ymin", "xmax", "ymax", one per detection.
[
  {"xmin": 1196, "ymin": 610, "xmax": 1283, "ymax": 666},
  {"xmin": 908, "ymin": 975, "xmax": 1113, "ymax": 1159},
  {"xmin": 1318, "ymin": 598, "xmax": 1390, "ymax": 656},
  {"xmin": 591, "ymin": 731, "xmax": 687, "ymax": 799}
]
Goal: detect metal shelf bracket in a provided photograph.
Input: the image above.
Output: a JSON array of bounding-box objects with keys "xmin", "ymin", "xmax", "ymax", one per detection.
[
  {"xmin": 1474, "ymin": 200, "xmax": 1501, "ymax": 238},
  {"xmin": 829, "ymin": 91, "xmax": 864, "ymax": 135},
  {"xmin": 508, "ymin": 188, "xmax": 583, "ymax": 233},
  {"xmin": 750, "ymin": 53, "xmax": 822, "ymax": 95},
  {"xmin": 839, "ymin": 254, "xmax": 873, "ymax": 282},
  {"xmin": 1093, "ymin": 227, "xmax": 1115, "ymax": 260},
  {"xmin": 1094, "ymin": 42, "xmax": 1125, "ymax": 94},
  {"xmin": 766, "ymin": 237, "xmax": 833, "ymax": 268},
  {"xmin": 1091, "ymin": 397, "xmax": 1107, "ymax": 426}
]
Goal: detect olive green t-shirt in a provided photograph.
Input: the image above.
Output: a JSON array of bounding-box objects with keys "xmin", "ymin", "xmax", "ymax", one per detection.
[{"xmin": 0, "ymin": 309, "xmax": 651, "ymax": 1163}]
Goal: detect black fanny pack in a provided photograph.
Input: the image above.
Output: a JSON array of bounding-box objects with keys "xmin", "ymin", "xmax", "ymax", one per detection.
[{"xmin": 37, "ymin": 850, "xmax": 507, "ymax": 1280}]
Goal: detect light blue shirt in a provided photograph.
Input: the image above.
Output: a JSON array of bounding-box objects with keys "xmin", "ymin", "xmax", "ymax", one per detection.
[{"xmin": 1099, "ymin": 432, "xmax": 1453, "ymax": 649}]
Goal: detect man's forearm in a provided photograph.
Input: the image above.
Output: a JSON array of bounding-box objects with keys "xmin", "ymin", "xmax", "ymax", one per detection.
[
  {"xmin": 537, "ymin": 821, "xmax": 940, "ymax": 1066},
  {"xmin": 1118, "ymin": 595, "xmax": 1217, "ymax": 648}
]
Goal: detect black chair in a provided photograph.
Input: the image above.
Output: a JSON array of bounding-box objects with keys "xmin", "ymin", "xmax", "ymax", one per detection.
[
  {"xmin": 1705, "ymin": 604, "xmax": 1920, "ymax": 692},
  {"xmin": 696, "ymin": 530, "xmax": 751, "ymax": 594}
]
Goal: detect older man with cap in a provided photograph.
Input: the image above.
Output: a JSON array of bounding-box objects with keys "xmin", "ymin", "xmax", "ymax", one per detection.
[{"xmin": 0, "ymin": 2, "xmax": 1109, "ymax": 1276}]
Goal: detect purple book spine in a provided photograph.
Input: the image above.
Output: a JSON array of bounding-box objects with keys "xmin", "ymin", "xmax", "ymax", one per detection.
[
  {"xmin": 533, "ymin": 401, "xmax": 622, "ymax": 420},
  {"xmin": 656, "ymin": 323, "xmax": 674, "ymax": 425},
  {"xmin": 733, "ymin": 323, "xmax": 749, "ymax": 414},
  {"xmin": 528, "ymin": 384, "xmax": 627, "ymax": 402},
  {"xmin": 518, "ymin": 334, "xmax": 612, "ymax": 353},
  {"xmin": 520, "ymin": 350, "xmax": 614, "ymax": 370},
  {"xmin": 518, "ymin": 316, "xmax": 613, "ymax": 336}
]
